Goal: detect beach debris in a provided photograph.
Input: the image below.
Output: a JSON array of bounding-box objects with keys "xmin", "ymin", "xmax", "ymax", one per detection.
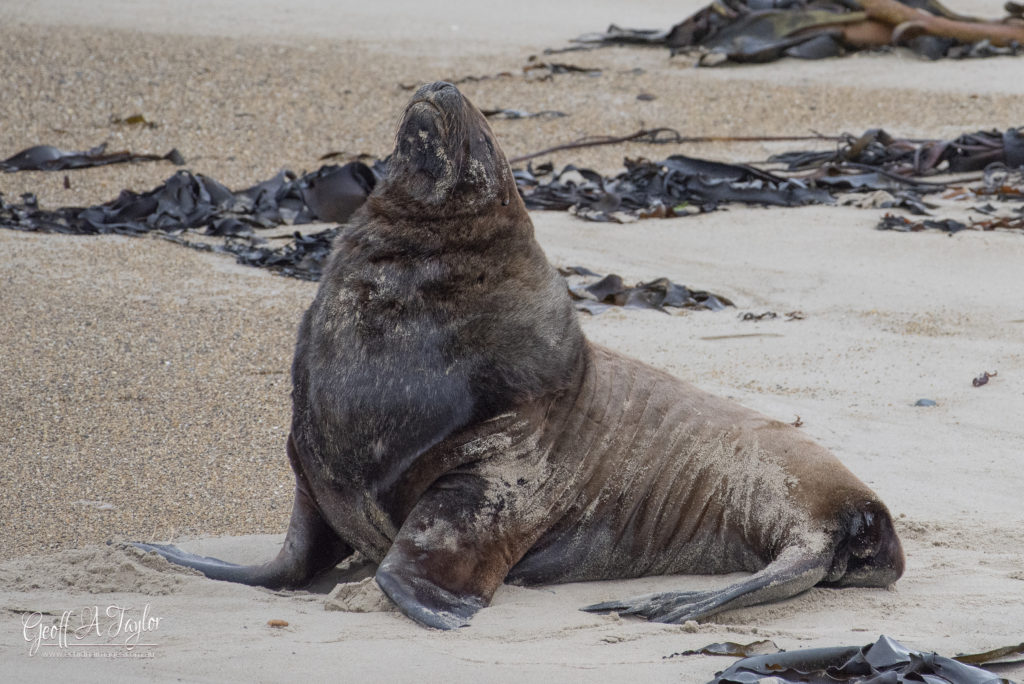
[
  {"xmin": 663, "ymin": 639, "xmax": 781, "ymax": 660},
  {"xmin": 877, "ymin": 213, "xmax": 1024, "ymax": 233},
  {"xmin": 559, "ymin": 266, "xmax": 734, "ymax": 314},
  {"xmin": 739, "ymin": 310, "xmax": 805, "ymax": 321},
  {"xmin": 740, "ymin": 311, "xmax": 778, "ymax": 321},
  {"xmin": 771, "ymin": 127, "xmax": 1024, "ymax": 176},
  {"xmin": 511, "ymin": 126, "xmax": 1023, "ymax": 222},
  {"xmin": 915, "ymin": 398, "xmax": 938, "ymax": 406},
  {"xmin": 110, "ymin": 113, "xmax": 158, "ymax": 128},
  {"xmin": 972, "ymin": 370, "xmax": 998, "ymax": 387},
  {"xmin": 955, "ymin": 641, "xmax": 1024, "ymax": 667},
  {"xmin": 707, "ymin": 634, "xmax": 1014, "ymax": 683},
  {"xmin": 0, "ymin": 142, "xmax": 184, "ymax": 172},
  {"xmin": 877, "ymin": 214, "xmax": 970, "ymax": 233},
  {"xmin": 266, "ymin": 619, "xmax": 289, "ymax": 628},
  {"xmin": 575, "ymin": 0, "xmax": 1024, "ymax": 65},
  {"xmin": 480, "ymin": 108, "xmax": 567, "ymax": 120},
  {"xmin": 790, "ymin": 416, "xmax": 804, "ymax": 427},
  {"xmin": 298, "ymin": 162, "xmax": 378, "ymax": 224},
  {"xmin": 518, "ymin": 155, "xmax": 834, "ymax": 221},
  {"xmin": 0, "ymin": 161, "xmax": 374, "ymax": 236},
  {"xmin": 522, "ymin": 57, "xmax": 602, "ymax": 80},
  {"xmin": 0, "ymin": 163, "xmax": 374, "ymax": 280},
  {"xmin": 4, "ymin": 123, "xmax": 1022, "ymax": 277}
]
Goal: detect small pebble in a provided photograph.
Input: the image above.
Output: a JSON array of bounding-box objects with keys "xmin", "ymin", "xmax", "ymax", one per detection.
[{"xmin": 914, "ymin": 399, "xmax": 937, "ymax": 407}]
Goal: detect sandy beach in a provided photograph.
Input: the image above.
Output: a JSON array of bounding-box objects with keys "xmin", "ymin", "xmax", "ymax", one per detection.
[{"xmin": 2, "ymin": 1, "xmax": 1023, "ymax": 681}]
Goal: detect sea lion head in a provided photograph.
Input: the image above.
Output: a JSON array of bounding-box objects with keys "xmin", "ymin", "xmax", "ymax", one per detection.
[
  {"xmin": 379, "ymin": 81, "xmax": 518, "ymax": 216},
  {"xmin": 823, "ymin": 499, "xmax": 905, "ymax": 588}
]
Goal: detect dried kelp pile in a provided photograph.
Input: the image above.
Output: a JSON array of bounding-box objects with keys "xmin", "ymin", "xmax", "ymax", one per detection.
[
  {"xmin": 4, "ymin": 124, "xmax": 1024, "ymax": 282},
  {"xmin": 875, "ymin": 166, "xmax": 1024, "ymax": 232},
  {"xmin": 518, "ymin": 155, "xmax": 834, "ymax": 221},
  {"xmin": 560, "ymin": 266, "xmax": 733, "ymax": 314},
  {"xmin": 0, "ymin": 161, "xmax": 378, "ymax": 280},
  {"xmin": 576, "ymin": 0, "xmax": 1024, "ymax": 64},
  {"xmin": 772, "ymin": 127, "xmax": 1024, "ymax": 176},
  {"xmin": 518, "ymin": 126, "xmax": 1024, "ymax": 224},
  {"xmin": 0, "ymin": 160, "xmax": 731, "ymax": 308},
  {"xmin": 707, "ymin": 635, "xmax": 1022, "ymax": 683}
]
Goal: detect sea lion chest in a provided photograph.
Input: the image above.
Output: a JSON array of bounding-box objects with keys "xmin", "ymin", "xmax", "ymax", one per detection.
[{"xmin": 287, "ymin": 219, "xmax": 583, "ymax": 561}]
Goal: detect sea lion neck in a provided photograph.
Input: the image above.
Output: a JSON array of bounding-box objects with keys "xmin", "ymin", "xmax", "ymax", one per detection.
[{"xmin": 383, "ymin": 81, "xmax": 518, "ymax": 216}]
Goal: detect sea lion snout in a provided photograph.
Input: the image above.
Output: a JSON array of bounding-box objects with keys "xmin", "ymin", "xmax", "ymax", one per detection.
[{"xmin": 384, "ymin": 82, "xmax": 514, "ymax": 213}]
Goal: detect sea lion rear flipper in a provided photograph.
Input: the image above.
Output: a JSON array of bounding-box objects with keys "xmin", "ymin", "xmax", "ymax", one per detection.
[
  {"xmin": 582, "ymin": 545, "xmax": 829, "ymax": 623},
  {"xmin": 132, "ymin": 470, "xmax": 352, "ymax": 589},
  {"xmin": 375, "ymin": 466, "xmax": 547, "ymax": 630}
]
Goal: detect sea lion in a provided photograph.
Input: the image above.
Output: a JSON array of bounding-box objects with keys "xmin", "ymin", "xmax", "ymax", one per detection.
[{"xmin": 134, "ymin": 81, "xmax": 905, "ymax": 629}]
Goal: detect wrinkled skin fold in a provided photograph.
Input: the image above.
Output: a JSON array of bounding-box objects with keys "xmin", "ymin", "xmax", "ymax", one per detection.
[{"xmin": 134, "ymin": 81, "xmax": 905, "ymax": 629}]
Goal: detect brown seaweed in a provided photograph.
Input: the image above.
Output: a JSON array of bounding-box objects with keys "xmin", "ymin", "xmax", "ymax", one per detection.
[
  {"xmin": 955, "ymin": 642, "xmax": 1024, "ymax": 667},
  {"xmin": 771, "ymin": 127, "xmax": 1024, "ymax": 176},
  {"xmin": 574, "ymin": 0, "xmax": 1024, "ymax": 65},
  {"xmin": 708, "ymin": 634, "xmax": 1014, "ymax": 683},
  {"xmin": 518, "ymin": 155, "xmax": 834, "ymax": 221},
  {"xmin": 559, "ymin": 266, "xmax": 734, "ymax": 314},
  {"xmin": 664, "ymin": 640, "xmax": 782, "ymax": 660},
  {"xmin": 0, "ymin": 161, "xmax": 376, "ymax": 280},
  {"xmin": 1, "ymin": 142, "xmax": 184, "ymax": 172}
]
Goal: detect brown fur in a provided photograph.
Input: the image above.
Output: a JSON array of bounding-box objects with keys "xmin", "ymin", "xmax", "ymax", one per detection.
[{"xmin": 135, "ymin": 82, "xmax": 904, "ymax": 629}]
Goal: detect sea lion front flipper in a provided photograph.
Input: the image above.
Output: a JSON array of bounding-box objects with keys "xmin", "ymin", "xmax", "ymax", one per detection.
[
  {"xmin": 133, "ymin": 435, "xmax": 353, "ymax": 589},
  {"xmin": 375, "ymin": 464, "xmax": 548, "ymax": 630},
  {"xmin": 582, "ymin": 545, "xmax": 829, "ymax": 623}
]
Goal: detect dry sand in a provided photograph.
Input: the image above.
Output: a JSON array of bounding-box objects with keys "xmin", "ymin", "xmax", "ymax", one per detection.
[{"xmin": 2, "ymin": 1, "xmax": 1023, "ymax": 681}]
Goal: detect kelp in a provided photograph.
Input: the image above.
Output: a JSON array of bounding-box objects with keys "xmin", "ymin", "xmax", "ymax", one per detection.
[
  {"xmin": 0, "ymin": 161, "xmax": 376, "ymax": 236},
  {"xmin": 575, "ymin": 0, "xmax": 1024, "ymax": 65},
  {"xmin": 518, "ymin": 155, "xmax": 833, "ymax": 222},
  {"xmin": 165, "ymin": 228, "xmax": 339, "ymax": 281},
  {"xmin": 4, "ymin": 122, "xmax": 1023, "ymax": 277},
  {"xmin": 740, "ymin": 310, "xmax": 805, "ymax": 320},
  {"xmin": 708, "ymin": 634, "xmax": 1017, "ymax": 683},
  {"xmin": 665, "ymin": 640, "xmax": 782, "ymax": 659},
  {"xmin": 559, "ymin": 266, "xmax": 734, "ymax": 314},
  {"xmin": 771, "ymin": 127, "xmax": 1024, "ymax": 176},
  {"xmin": 956, "ymin": 642, "xmax": 1024, "ymax": 667},
  {"xmin": 0, "ymin": 161, "xmax": 377, "ymax": 280},
  {"xmin": 514, "ymin": 126, "xmax": 1024, "ymax": 222},
  {"xmin": 1, "ymin": 142, "xmax": 184, "ymax": 172},
  {"xmin": 877, "ymin": 212, "xmax": 1024, "ymax": 232}
]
